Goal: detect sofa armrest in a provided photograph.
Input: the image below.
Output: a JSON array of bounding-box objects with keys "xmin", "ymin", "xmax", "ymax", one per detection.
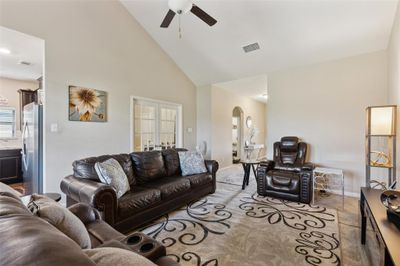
[
  {"xmin": 204, "ymin": 160, "xmax": 218, "ymax": 193},
  {"xmin": 301, "ymin": 162, "xmax": 315, "ymax": 172},
  {"xmin": 204, "ymin": 160, "xmax": 219, "ymax": 176},
  {"xmin": 60, "ymin": 175, "xmax": 117, "ymax": 225},
  {"xmin": 68, "ymin": 203, "xmax": 101, "ymax": 225}
]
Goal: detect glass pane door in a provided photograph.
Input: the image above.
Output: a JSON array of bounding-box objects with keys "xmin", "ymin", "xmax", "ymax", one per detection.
[
  {"xmin": 160, "ymin": 106, "xmax": 177, "ymax": 149},
  {"xmin": 134, "ymin": 102, "xmax": 156, "ymax": 151}
]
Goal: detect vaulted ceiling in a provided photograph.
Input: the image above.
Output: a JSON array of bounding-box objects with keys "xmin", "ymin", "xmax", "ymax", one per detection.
[{"xmin": 122, "ymin": 0, "xmax": 398, "ymax": 87}]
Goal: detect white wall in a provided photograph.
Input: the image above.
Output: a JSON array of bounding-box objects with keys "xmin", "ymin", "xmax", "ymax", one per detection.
[
  {"xmin": 0, "ymin": 77, "xmax": 39, "ymax": 131},
  {"xmin": 0, "ymin": 1, "xmax": 197, "ymax": 194},
  {"xmin": 211, "ymin": 86, "xmax": 266, "ymax": 168},
  {"xmin": 388, "ymin": 3, "xmax": 400, "ymax": 180},
  {"xmin": 267, "ymin": 51, "xmax": 388, "ymax": 194}
]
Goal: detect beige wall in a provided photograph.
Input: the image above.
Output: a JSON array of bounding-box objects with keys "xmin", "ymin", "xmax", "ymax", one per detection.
[
  {"xmin": 388, "ymin": 3, "xmax": 400, "ymax": 180},
  {"xmin": 0, "ymin": 77, "xmax": 39, "ymax": 131},
  {"xmin": 196, "ymin": 85, "xmax": 213, "ymax": 159},
  {"xmin": 0, "ymin": 0, "xmax": 197, "ymax": 194},
  {"xmin": 212, "ymin": 86, "xmax": 266, "ymax": 168},
  {"xmin": 267, "ymin": 51, "xmax": 388, "ymax": 195}
]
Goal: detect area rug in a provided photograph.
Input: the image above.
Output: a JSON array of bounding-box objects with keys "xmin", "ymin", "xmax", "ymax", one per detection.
[{"xmin": 140, "ymin": 168, "xmax": 341, "ymax": 266}]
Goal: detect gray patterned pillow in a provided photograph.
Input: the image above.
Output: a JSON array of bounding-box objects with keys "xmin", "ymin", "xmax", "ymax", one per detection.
[
  {"xmin": 178, "ymin": 151, "xmax": 207, "ymax": 176},
  {"xmin": 95, "ymin": 158, "xmax": 130, "ymax": 198}
]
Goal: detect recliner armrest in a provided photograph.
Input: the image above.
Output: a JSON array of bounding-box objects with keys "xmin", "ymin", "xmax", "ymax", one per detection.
[
  {"xmin": 60, "ymin": 175, "xmax": 117, "ymax": 225},
  {"xmin": 301, "ymin": 163, "xmax": 315, "ymax": 172},
  {"xmin": 68, "ymin": 203, "xmax": 101, "ymax": 225},
  {"xmin": 259, "ymin": 160, "xmax": 275, "ymax": 171}
]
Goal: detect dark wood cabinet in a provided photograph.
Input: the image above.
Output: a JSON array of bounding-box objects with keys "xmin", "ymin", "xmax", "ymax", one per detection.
[
  {"xmin": 18, "ymin": 89, "xmax": 38, "ymax": 128},
  {"xmin": 0, "ymin": 149, "xmax": 22, "ymax": 184},
  {"xmin": 360, "ymin": 188, "xmax": 400, "ymax": 266}
]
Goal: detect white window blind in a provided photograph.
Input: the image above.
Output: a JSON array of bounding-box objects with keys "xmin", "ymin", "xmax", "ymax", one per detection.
[{"xmin": 0, "ymin": 107, "xmax": 16, "ymax": 138}]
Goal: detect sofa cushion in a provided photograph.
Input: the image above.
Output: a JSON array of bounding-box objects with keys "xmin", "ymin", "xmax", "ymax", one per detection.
[
  {"xmin": 73, "ymin": 154, "xmax": 136, "ymax": 185},
  {"xmin": 95, "ymin": 158, "xmax": 130, "ymax": 198},
  {"xmin": 266, "ymin": 170, "xmax": 300, "ymax": 195},
  {"xmin": 178, "ymin": 151, "xmax": 207, "ymax": 176},
  {"xmin": 142, "ymin": 177, "xmax": 191, "ymax": 200},
  {"xmin": 182, "ymin": 173, "xmax": 213, "ymax": 188},
  {"xmin": 161, "ymin": 148, "xmax": 187, "ymax": 176},
  {"xmin": 0, "ymin": 182, "xmax": 22, "ymax": 198},
  {"xmin": 130, "ymin": 151, "xmax": 167, "ymax": 183},
  {"xmin": 84, "ymin": 247, "xmax": 156, "ymax": 266},
  {"xmin": 28, "ymin": 194, "xmax": 92, "ymax": 249},
  {"xmin": 118, "ymin": 187, "xmax": 161, "ymax": 219},
  {"xmin": 0, "ymin": 191, "xmax": 30, "ymax": 216},
  {"xmin": 0, "ymin": 193, "xmax": 97, "ymax": 266}
]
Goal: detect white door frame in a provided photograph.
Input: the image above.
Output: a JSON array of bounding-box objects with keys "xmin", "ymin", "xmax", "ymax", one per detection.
[{"xmin": 129, "ymin": 96, "xmax": 183, "ymax": 152}]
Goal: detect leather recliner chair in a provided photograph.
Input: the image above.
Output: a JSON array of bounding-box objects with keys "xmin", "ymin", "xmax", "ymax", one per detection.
[{"xmin": 256, "ymin": 136, "xmax": 314, "ymax": 203}]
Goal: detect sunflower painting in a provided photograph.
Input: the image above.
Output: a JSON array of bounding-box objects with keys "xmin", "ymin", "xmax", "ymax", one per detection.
[{"xmin": 69, "ymin": 86, "xmax": 107, "ymax": 122}]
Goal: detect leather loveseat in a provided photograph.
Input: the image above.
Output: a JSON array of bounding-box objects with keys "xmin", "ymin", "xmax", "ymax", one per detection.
[
  {"xmin": 0, "ymin": 191, "xmax": 178, "ymax": 266},
  {"xmin": 61, "ymin": 149, "xmax": 218, "ymax": 233},
  {"xmin": 256, "ymin": 136, "xmax": 314, "ymax": 203}
]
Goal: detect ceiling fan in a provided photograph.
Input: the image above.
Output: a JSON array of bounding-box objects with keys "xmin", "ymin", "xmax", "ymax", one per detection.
[{"xmin": 160, "ymin": 0, "xmax": 217, "ymax": 28}]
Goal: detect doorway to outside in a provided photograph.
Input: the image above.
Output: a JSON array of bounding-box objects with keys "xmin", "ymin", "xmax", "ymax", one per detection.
[
  {"xmin": 232, "ymin": 106, "xmax": 243, "ymax": 164},
  {"xmin": 0, "ymin": 26, "xmax": 45, "ymax": 195}
]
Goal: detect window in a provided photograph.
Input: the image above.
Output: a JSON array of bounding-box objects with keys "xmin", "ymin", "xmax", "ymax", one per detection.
[
  {"xmin": 132, "ymin": 98, "xmax": 182, "ymax": 152},
  {"xmin": 0, "ymin": 107, "xmax": 16, "ymax": 138}
]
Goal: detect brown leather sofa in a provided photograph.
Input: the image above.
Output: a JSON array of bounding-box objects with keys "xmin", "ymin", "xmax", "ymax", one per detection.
[
  {"xmin": 256, "ymin": 136, "xmax": 314, "ymax": 203},
  {"xmin": 61, "ymin": 149, "xmax": 218, "ymax": 233},
  {"xmin": 0, "ymin": 191, "xmax": 179, "ymax": 266}
]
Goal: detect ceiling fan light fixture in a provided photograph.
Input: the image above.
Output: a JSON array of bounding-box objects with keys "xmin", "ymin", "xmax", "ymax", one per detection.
[{"xmin": 168, "ymin": 0, "xmax": 192, "ymax": 14}]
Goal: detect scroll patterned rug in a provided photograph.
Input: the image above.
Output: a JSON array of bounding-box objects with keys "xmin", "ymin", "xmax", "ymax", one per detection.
[{"xmin": 140, "ymin": 166, "xmax": 341, "ymax": 266}]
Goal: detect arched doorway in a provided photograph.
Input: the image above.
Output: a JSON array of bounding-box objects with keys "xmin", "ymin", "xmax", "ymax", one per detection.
[{"xmin": 232, "ymin": 106, "xmax": 244, "ymax": 163}]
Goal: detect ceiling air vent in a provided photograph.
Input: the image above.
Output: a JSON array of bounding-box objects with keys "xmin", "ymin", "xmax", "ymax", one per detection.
[
  {"xmin": 243, "ymin": 42, "xmax": 260, "ymax": 53},
  {"xmin": 18, "ymin": 61, "xmax": 31, "ymax": 66}
]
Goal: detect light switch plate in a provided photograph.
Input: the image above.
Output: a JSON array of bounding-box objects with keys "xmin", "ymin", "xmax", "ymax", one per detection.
[
  {"xmin": 50, "ymin": 123, "xmax": 58, "ymax": 133},
  {"xmin": 187, "ymin": 127, "xmax": 193, "ymax": 133}
]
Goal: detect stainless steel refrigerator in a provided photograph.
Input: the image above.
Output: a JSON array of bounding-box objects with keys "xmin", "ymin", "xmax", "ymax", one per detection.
[{"xmin": 21, "ymin": 102, "xmax": 43, "ymax": 194}]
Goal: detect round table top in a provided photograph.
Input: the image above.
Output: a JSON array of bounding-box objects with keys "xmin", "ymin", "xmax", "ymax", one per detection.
[
  {"xmin": 240, "ymin": 160, "xmax": 260, "ymax": 164},
  {"xmin": 43, "ymin": 193, "xmax": 62, "ymax": 202}
]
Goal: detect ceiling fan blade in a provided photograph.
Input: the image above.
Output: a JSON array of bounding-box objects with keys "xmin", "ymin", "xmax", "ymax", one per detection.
[
  {"xmin": 190, "ymin": 4, "xmax": 217, "ymax": 26},
  {"xmin": 160, "ymin": 9, "xmax": 176, "ymax": 28}
]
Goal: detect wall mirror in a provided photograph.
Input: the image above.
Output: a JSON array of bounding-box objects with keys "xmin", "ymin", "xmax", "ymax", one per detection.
[{"xmin": 246, "ymin": 116, "xmax": 253, "ymax": 128}]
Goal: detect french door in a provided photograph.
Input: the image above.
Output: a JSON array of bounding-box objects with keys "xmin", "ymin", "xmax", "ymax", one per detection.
[{"xmin": 133, "ymin": 98, "xmax": 182, "ymax": 152}]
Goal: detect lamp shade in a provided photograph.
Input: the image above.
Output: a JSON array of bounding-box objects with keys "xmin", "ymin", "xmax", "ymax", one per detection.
[{"xmin": 368, "ymin": 106, "xmax": 396, "ymax": 135}]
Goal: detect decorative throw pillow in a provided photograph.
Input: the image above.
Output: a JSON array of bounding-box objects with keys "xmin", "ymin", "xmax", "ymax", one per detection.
[
  {"xmin": 27, "ymin": 194, "xmax": 91, "ymax": 249},
  {"xmin": 83, "ymin": 247, "xmax": 156, "ymax": 266},
  {"xmin": 178, "ymin": 151, "xmax": 208, "ymax": 176},
  {"xmin": 94, "ymin": 158, "xmax": 130, "ymax": 198}
]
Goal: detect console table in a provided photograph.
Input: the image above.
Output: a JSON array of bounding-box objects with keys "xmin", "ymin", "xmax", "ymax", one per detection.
[
  {"xmin": 313, "ymin": 167, "xmax": 344, "ymax": 208},
  {"xmin": 360, "ymin": 187, "xmax": 400, "ymax": 266}
]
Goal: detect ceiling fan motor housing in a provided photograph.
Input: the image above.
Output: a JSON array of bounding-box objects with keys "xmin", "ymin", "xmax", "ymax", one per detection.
[{"xmin": 168, "ymin": 0, "xmax": 192, "ymax": 14}]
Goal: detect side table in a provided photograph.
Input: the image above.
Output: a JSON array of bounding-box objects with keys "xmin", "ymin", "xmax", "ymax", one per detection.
[
  {"xmin": 313, "ymin": 167, "xmax": 344, "ymax": 208},
  {"xmin": 43, "ymin": 193, "xmax": 62, "ymax": 202},
  {"xmin": 240, "ymin": 160, "xmax": 260, "ymax": 190},
  {"xmin": 20, "ymin": 192, "xmax": 62, "ymax": 205}
]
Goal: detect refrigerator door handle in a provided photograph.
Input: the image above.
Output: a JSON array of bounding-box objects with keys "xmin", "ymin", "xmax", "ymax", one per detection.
[{"xmin": 21, "ymin": 122, "xmax": 29, "ymax": 171}]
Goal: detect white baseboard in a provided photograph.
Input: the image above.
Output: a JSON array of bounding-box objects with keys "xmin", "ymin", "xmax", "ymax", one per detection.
[{"xmin": 316, "ymin": 188, "xmax": 359, "ymax": 198}]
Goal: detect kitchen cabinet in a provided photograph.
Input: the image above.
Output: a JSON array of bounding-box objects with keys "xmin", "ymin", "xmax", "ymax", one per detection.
[{"xmin": 0, "ymin": 149, "xmax": 22, "ymax": 184}]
